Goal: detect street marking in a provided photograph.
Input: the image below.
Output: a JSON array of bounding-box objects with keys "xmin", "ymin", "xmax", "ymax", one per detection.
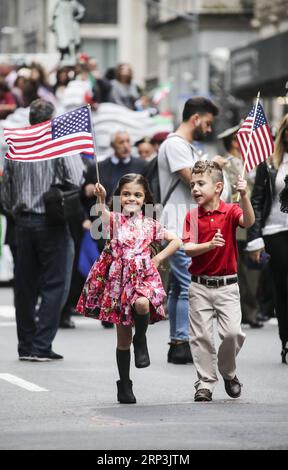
[
  {"xmin": 0, "ymin": 374, "xmax": 48, "ymax": 392},
  {"xmin": 0, "ymin": 322, "xmax": 16, "ymax": 327},
  {"xmin": 0, "ymin": 306, "xmax": 15, "ymax": 318}
]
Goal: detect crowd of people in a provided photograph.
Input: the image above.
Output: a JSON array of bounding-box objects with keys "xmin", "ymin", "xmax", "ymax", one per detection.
[
  {"xmin": 0, "ymin": 56, "xmax": 156, "ymax": 123},
  {"xmin": 0, "ymin": 56, "xmax": 287, "ymax": 404}
]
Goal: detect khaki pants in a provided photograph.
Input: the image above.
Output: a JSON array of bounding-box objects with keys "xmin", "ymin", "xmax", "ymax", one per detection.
[{"xmin": 188, "ymin": 281, "xmax": 246, "ymax": 392}]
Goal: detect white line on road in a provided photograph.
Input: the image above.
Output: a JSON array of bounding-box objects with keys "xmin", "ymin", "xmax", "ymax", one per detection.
[
  {"xmin": 0, "ymin": 306, "xmax": 15, "ymax": 318},
  {"xmin": 0, "ymin": 322, "xmax": 16, "ymax": 327},
  {"xmin": 0, "ymin": 373, "xmax": 48, "ymax": 392}
]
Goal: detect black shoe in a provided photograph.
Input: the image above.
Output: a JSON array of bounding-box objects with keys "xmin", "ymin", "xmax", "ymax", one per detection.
[
  {"xmin": 117, "ymin": 380, "xmax": 136, "ymax": 404},
  {"xmin": 167, "ymin": 343, "xmax": 176, "ymax": 363},
  {"xmin": 257, "ymin": 312, "xmax": 270, "ymax": 322},
  {"xmin": 224, "ymin": 375, "xmax": 242, "ymax": 398},
  {"xmin": 171, "ymin": 342, "xmax": 193, "ymax": 364},
  {"xmin": 248, "ymin": 320, "xmax": 264, "ymax": 329},
  {"xmin": 194, "ymin": 388, "xmax": 212, "ymax": 402},
  {"xmin": 59, "ymin": 318, "xmax": 76, "ymax": 329},
  {"xmin": 101, "ymin": 320, "xmax": 114, "ymax": 329},
  {"xmin": 281, "ymin": 343, "xmax": 288, "ymax": 364},
  {"xmin": 18, "ymin": 355, "xmax": 33, "ymax": 361},
  {"xmin": 31, "ymin": 351, "xmax": 64, "ymax": 362},
  {"xmin": 133, "ymin": 335, "xmax": 150, "ymax": 368}
]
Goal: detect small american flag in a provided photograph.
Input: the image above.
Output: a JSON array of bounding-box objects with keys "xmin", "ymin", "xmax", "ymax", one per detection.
[
  {"xmin": 237, "ymin": 103, "xmax": 274, "ymax": 172},
  {"xmin": 4, "ymin": 106, "xmax": 94, "ymax": 162}
]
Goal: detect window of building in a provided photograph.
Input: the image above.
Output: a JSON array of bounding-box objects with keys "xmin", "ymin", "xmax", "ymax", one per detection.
[
  {"xmin": 147, "ymin": 0, "xmax": 160, "ymax": 24},
  {"xmin": 81, "ymin": 0, "xmax": 118, "ymax": 24}
]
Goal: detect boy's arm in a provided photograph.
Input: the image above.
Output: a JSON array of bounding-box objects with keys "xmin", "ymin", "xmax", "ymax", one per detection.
[
  {"xmin": 183, "ymin": 230, "xmax": 225, "ymax": 257},
  {"xmin": 236, "ymin": 177, "xmax": 255, "ymax": 228}
]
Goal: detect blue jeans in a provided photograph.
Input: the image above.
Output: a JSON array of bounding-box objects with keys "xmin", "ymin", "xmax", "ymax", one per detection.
[
  {"xmin": 168, "ymin": 249, "xmax": 191, "ymax": 342},
  {"xmin": 15, "ymin": 214, "xmax": 71, "ymax": 356}
]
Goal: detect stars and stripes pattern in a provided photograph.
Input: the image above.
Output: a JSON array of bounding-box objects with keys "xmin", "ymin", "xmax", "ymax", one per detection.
[
  {"xmin": 4, "ymin": 106, "xmax": 94, "ymax": 162},
  {"xmin": 237, "ymin": 103, "xmax": 274, "ymax": 172}
]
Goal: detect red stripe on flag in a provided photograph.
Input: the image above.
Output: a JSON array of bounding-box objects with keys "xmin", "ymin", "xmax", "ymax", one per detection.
[
  {"xmin": 5, "ymin": 133, "xmax": 52, "ymax": 147},
  {"xmin": 251, "ymin": 135, "xmax": 260, "ymax": 167},
  {"xmin": 6, "ymin": 143, "xmax": 94, "ymax": 161},
  {"xmin": 4, "ymin": 123, "xmax": 51, "ymax": 138},
  {"xmin": 7, "ymin": 135, "xmax": 93, "ymax": 155},
  {"xmin": 3, "ymin": 120, "xmax": 50, "ymax": 133}
]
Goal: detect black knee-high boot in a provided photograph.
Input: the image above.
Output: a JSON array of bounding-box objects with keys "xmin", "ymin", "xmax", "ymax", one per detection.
[
  {"xmin": 116, "ymin": 349, "xmax": 136, "ymax": 404},
  {"xmin": 133, "ymin": 312, "xmax": 150, "ymax": 368}
]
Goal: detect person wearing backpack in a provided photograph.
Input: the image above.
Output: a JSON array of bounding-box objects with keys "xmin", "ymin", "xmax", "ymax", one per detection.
[{"xmin": 158, "ymin": 97, "xmax": 219, "ymax": 364}]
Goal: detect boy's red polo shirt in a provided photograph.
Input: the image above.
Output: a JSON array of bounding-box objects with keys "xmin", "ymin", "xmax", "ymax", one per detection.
[{"xmin": 183, "ymin": 200, "xmax": 243, "ymax": 276}]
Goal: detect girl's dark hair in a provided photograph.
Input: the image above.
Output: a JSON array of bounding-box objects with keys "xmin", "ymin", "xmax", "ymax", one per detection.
[
  {"xmin": 109, "ymin": 173, "xmax": 161, "ymax": 256},
  {"xmin": 108, "ymin": 173, "xmax": 155, "ymax": 215}
]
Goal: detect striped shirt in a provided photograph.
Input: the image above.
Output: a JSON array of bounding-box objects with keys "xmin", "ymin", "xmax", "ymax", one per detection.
[{"xmin": 1, "ymin": 155, "xmax": 85, "ymax": 215}]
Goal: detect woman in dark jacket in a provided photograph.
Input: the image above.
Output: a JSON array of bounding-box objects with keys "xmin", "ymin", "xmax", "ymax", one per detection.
[{"xmin": 247, "ymin": 114, "xmax": 288, "ymax": 363}]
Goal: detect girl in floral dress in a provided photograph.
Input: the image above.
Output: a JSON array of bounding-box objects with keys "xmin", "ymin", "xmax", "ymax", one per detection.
[{"xmin": 76, "ymin": 173, "xmax": 181, "ymax": 404}]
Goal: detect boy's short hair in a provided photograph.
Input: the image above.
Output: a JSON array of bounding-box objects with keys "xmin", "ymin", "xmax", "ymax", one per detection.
[
  {"xmin": 191, "ymin": 160, "xmax": 224, "ymax": 184},
  {"xmin": 182, "ymin": 97, "xmax": 219, "ymax": 122}
]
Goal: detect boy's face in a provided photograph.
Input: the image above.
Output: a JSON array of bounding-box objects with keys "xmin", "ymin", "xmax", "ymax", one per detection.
[{"xmin": 190, "ymin": 172, "xmax": 222, "ymax": 206}]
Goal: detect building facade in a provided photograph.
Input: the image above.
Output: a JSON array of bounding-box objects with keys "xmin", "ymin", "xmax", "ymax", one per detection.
[
  {"xmin": 0, "ymin": 0, "xmax": 148, "ymax": 86},
  {"xmin": 146, "ymin": 0, "xmax": 256, "ymax": 122},
  {"xmin": 229, "ymin": 0, "xmax": 288, "ymax": 124}
]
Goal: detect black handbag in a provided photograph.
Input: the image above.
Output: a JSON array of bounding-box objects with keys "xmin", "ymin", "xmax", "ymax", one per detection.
[{"xmin": 43, "ymin": 182, "xmax": 82, "ymax": 226}]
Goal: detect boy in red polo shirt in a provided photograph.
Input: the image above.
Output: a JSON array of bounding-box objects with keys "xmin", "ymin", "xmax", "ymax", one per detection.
[{"xmin": 183, "ymin": 161, "xmax": 255, "ymax": 402}]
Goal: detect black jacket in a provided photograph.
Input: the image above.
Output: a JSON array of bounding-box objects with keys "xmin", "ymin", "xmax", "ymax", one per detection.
[{"xmin": 247, "ymin": 162, "xmax": 277, "ymax": 242}]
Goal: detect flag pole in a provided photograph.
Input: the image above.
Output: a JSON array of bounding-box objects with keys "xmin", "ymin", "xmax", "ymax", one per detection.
[
  {"xmin": 87, "ymin": 104, "xmax": 100, "ymax": 184},
  {"xmin": 236, "ymin": 91, "xmax": 260, "ymax": 202}
]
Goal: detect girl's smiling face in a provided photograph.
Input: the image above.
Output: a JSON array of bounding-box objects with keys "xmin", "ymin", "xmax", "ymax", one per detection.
[{"xmin": 120, "ymin": 182, "xmax": 146, "ymax": 215}]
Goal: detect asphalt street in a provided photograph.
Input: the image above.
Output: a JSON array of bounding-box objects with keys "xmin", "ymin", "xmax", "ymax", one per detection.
[{"xmin": 0, "ymin": 287, "xmax": 287, "ymax": 450}]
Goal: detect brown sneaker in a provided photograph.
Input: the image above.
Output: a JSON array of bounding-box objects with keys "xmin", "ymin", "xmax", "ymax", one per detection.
[
  {"xmin": 194, "ymin": 388, "xmax": 212, "ymax": 402},
  {"xmin": 224, "ymin": 376, "xmax": 242, "ymax": 398}
]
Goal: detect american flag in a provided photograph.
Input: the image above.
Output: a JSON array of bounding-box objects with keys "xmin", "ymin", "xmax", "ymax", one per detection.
[
  {"xmin": 4, "ymin": 106, "xmax": 94, "ymax": 162},
  {"xmin": 237, "ymin": 103, "xmax": 274, "ymax": 172}
]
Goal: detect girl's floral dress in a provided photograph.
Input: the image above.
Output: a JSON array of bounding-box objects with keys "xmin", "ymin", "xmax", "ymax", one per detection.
[{"xmin": 76, "ymin": 212, "xmax": 166, "ymax": 326}]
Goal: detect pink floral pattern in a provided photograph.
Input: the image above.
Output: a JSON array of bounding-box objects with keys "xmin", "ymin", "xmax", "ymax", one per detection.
[{"xmin": 76, "ymin": 212, "xmax": 166, "ymax": 326}]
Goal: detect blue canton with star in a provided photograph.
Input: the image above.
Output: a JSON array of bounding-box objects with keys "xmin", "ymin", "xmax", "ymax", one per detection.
[
  {"xmin": 51, "ymin": 106, "xmax": 91, "ymax": 139},
  {"xmin": 248, "ymin": 104, "xmax": 267, "ymax": 130}
]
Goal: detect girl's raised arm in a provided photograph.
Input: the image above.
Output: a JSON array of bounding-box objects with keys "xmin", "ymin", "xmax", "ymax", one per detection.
[{"xmin": 93, "ymin": 183, "xmax": 110, "ymax": 226}]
